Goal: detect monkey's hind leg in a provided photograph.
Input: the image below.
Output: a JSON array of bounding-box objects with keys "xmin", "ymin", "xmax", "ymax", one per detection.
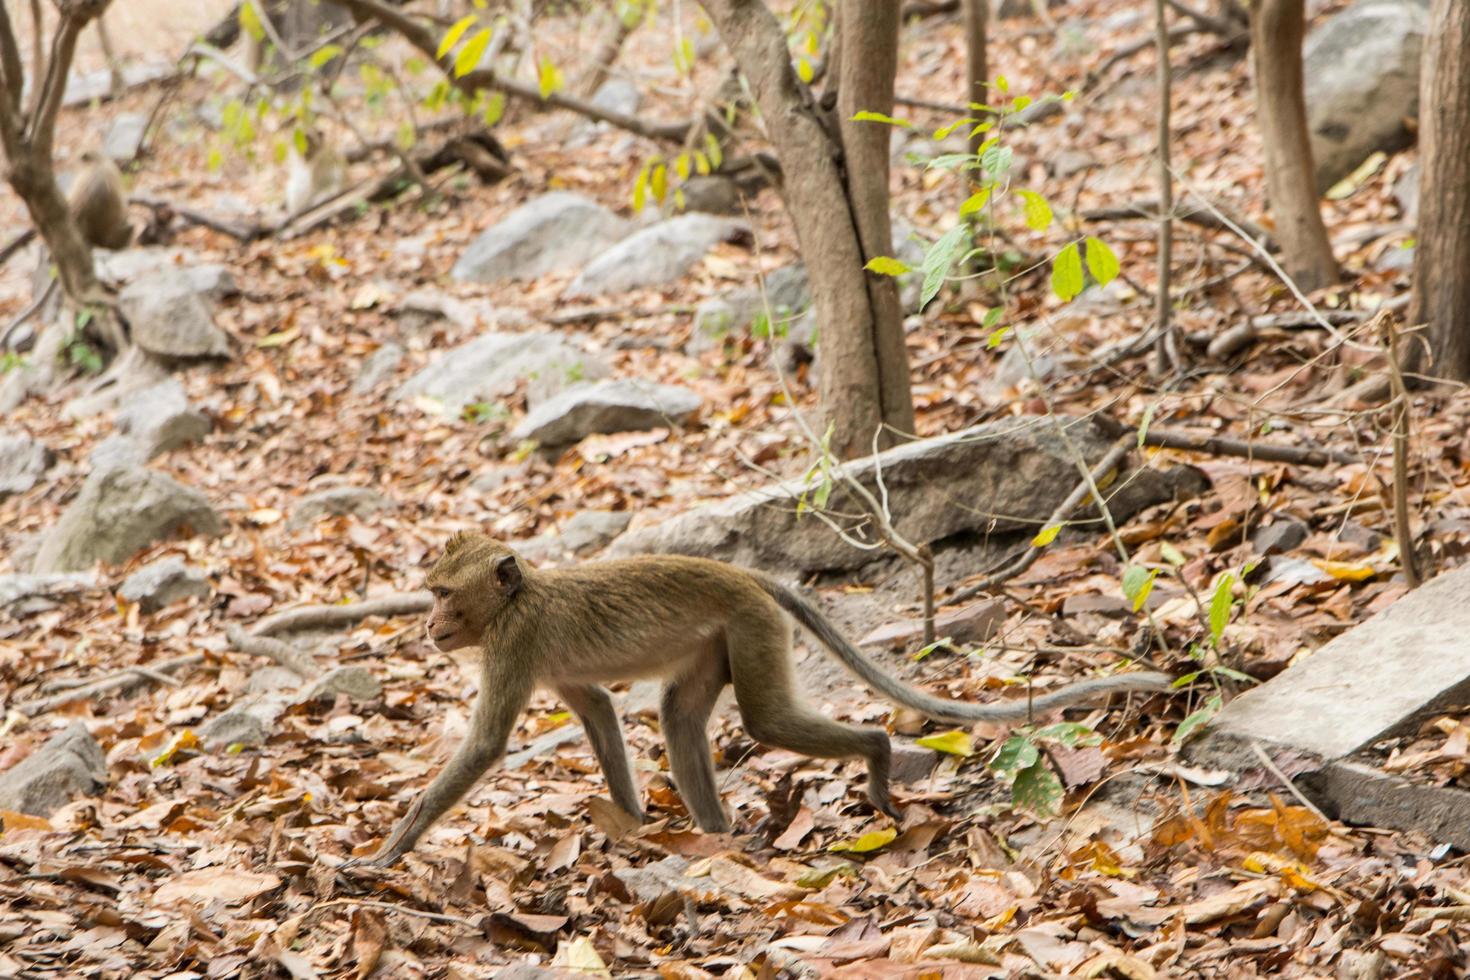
[
  {"xmin": 727, "ymin": 612, "xmax": 900, "ymax": 822},
  {"xmin": 659, "ymin": 640, "xmax": 733, "ymax": 833},
  {"xmin": 555, "ymin": 683, "xmax": 644, "ymax": 822}
]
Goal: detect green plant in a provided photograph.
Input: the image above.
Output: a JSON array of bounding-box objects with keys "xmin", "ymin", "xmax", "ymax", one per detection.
[{"xmin": 989, "ymin": 721, "xmax": 1100, "ymax": 816}]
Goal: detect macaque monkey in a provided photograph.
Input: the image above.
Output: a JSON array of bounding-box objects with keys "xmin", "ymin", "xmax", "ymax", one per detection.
[
  {"xmin": 69, "ymin": 150, "xmax": 134, "ymax": 250},
  {"xmin": 354, "ymin": 533, "xmax": 1173, "ymax": 868},
  {"xmin": 286, "ymin": 128, "xmax": 346, "ymax": 215}
]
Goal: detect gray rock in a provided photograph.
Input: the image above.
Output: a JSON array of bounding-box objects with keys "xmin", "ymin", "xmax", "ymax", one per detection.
[
  {"xmin": 394, "ymin": 290, "xmax": 531, "ymax": 332},
  {"xmin": 286, "ymin": 486, "xmax": 392, "ymax": 531},
  {"xmin": 352, "ymin": 342, "xmax": 404, "ymax": 394},
  {"xmin": 0, "ymin": 432, "xmax": 52, "ymax": 498},
  {"xmin": 689, "ymin": 265, "xmax": 811, "ymax": 354},
  {"xmin": 678, "ymin": 175, "xmax": 741, "ymax": 215},
  {"xmin": 560, "ymin": 510, "xmax": 633, "ymax": 554},
  {"xmin": 513, "ymin": 379, "xmax": 702, "ymax": 447},
  {"xmin": 108, "ymin": 378, "xmax": 210, "ymax": 462},
  {"xmin": 96, "ymin": 249, "xmax": 238, "ymax": 299},
  {"xmin": 88, "ymin": 435, "xmax": 149, "ymax": 471},
  {"xmin": 302, "ymin": 667, "xmax": 382, "ymax": 703},
  {"xmin": 590, "ymin": 78, "xmax": 641, "ymax": 116},
  {"xmin": 200, "ymin": 706, "xmax": 276, "ymax": 749},
  {"xmin": 102, "ymin": 112, "xmax": 148, "ymax": 164},
  {"xmin": 1305, "ymin": 0, "xmax": 1429, "ymax": 193},
  {"xmin": 119, "ymin": 270, "xmax": 232, "ymax": 360},
  {"xmin": 890, "ymin": 740, "xmax": 939, "ymax": 784},
  {"xmin": 1393, "ymin": 162, "xmax": 1419, "ymax": 220},
  {"xmin": 32, "ymin": 465, "xmax": 223, "ymax": 573},
  {"xmin": 611, "ymin": 417, "xmax": 1203, "ymax": 573},
  {"xmin": 470, "ymin": 464, "xmax": 522, "ymax": 494},
  {"xmin": 1251, "ymin": 517, "xmax": 1309, "ymax": 556},
  {"xmin": 0, "ymin": 723, "xmax": 106, "ymax": 816},
  {"xmin": 395, "ymin": 331, "xmax": 610, "ymax": 417},
  {"xmin": 451, "ymin": 192, "xmax": 631, "ymax": 283},
  {"xmin": 0, "ymin": 571, "xmax": 100, "ymax": 611},
  {"xmin": 1190, "ymin": 561, "xmax": 1470, "ymax": 769},
  {"xmin": 564, "ymin": 214, "xmax": 747, "ymax": 298},
  {"xmin": 117, "ymin": 556, "xmax": 209, "ymax": 613}
]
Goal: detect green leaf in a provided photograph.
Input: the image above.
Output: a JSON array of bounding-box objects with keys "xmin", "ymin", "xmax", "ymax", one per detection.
[
  {"xmin": 537, "ymin": 56, "xmax": 563, "ymax": 98},
  {"xmin": 982, "ymin": 307, "xmax": 1005, "ymax": 329},
  {"xmin": 437, "ymin": 14, "xmax": 477, "ymax": 59},
  {"xmin": 1137, "ymin": 401, "xmax": 1157, "ymax": 446},
  {"xmin": 864, "ymin": 255, "xmax": 911, "ymax": 276},
  {"xmin": 925, "ymin": 152, "xmax": 980, "ymax": 172},
  {"xmin": 1085, "ymin": 236, "xmax": 1120, "ymax": 286},
  {"xmin": 631, "ymin": 163, "xmax": 650, "ymax": 212},
  {"xmin": 958, "ymin": 186, "xmax": 992, "ymax": 218},
  {"xmin": 239, "ymin": 1, "xmax": 265, "ymax": 42},
  {"xmin": 1016, "ymin": 189, "xmax": 1053, "ymax": 231},
  {"xmin": 1051, "ymin": 241, "xmax": 1084, "ymax": 301},
  {"xmin": 932, "ymin": 118, "xmax": 976, "ymax": 140},
  {"xmin": 1121, "ymin": 565, "xmax": 1157, "ymax": 612},
  {"xmin": 396, "ymin": 120, "xmax": 416, "ymax": 151},
  {"xmin": 1172, "ymin": 694, "xmax": 1222, "ymax": 745},
  {"xmin": 916, "ymin": 729, "xmax": 974, "ymax": 756},
  {"xmin": 1031, "ymin": 523, "xmax": 1062, "ymax": 548},
  {"xmin": 453, "ymin": 27, "xmax": 491, "ymax": 78},
  {"xmin": 482, "ymin": 90, "xmax": 506, "ymax": 126},
  {"xmin": 1208, "ymin": 572, "xmax": 1236, "ymax": 645},
  {"xmin": 851, "ymin": 110, "xmax": 913, "ymax": 128},
  {"xmin": 919, "ymin": 222, "xmax": 970, "ymax": 311},
  {"xmin": 986, "ymin": 325, "xmax": 1011, "ymax": 348},
  {"xmin": 994, "ymin": 74, "xmax": 1009, "ymax": 93},
  {"xmin": 308, "ymin": 44, "xmax": 343, "ymax": 70},
  {"xmin": 979, "ymin": 143, "xmax": 1012, "ymax": 176},
  {"xmin": 988, "ymin": 734, "xmax": 1038, "ymax": 780},
  {"xmin": 675, "ymin": 152, "xmax": 691, "ymax": 181},
  {"xmin": 912, "ymin": 636, "xmax": 952, "ymax": 662},
  {"xmin": 1011, "ymin": 762, "xmax": 1063, "ymax": 815},
  {"xmin": 650, "ymin": 162, "xmax": 667, "ymax": 203},
  {"xmin": 1160, "ymin": 541, "xmax": 1187, "ymax": 567},
  {"xmin": 1012, "ymin": 94, "xmax": 1032, "ymax": 110},
  {"xmin": 829, "ymin": 828, "xmax": 898, "ymax": 853},
  {"xmin": 704, "ymin": 132, "xmax": 723, "ymax": 170}
]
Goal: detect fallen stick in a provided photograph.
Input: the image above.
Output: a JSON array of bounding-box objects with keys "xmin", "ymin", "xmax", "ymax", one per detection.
[
  {"xmin": 251, "ymin": 591, "xmax": 432, "ymax": 637},
  {"xmin": 15, "ymin": 653, "xmax": 205, "ymax": 717},
  {"xmin": 225, "ymin": 625, "xmax": 320, "ymax": 678},
  {"xmin": 1142, "ymin": 428, "xmax": 1357, "ymax": 466}
]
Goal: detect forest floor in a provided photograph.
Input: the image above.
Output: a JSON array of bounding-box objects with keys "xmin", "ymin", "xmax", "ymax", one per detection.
[{"xmin": 2, "ymin": 0, "xmax": 1470, "ymax": 977}]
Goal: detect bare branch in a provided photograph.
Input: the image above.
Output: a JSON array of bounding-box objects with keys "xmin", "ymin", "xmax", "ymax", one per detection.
[
  {"xmin": 0, "ymin": 4, "xmax": 26, "ymax": 119},
  {"xmin": 251, "ymin": 591, "xmax": 432, "ymax": 637}
]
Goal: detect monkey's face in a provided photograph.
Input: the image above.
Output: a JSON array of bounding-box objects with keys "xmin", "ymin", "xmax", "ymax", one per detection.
[{"xmin": 424, "ymin": 533, "xmax": 525, "ymax": 651}]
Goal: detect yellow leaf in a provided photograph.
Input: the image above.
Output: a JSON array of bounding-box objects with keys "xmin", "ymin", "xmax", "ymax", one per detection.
[
  {"xmin": 915, "ymin": 729, "xmax": 974, "ymax": 757},
  {"xmin": 151, "ymin": 729, "xmax": 200, "ymax": 768},
  {"xmin": 436, "ymin": 14, "xmax": 476, "ymax": 59},
  {"xmin": 1032, "ymin": 523, "xmax": 1061, "ymax": 547},
  {"xmin": 1311, "ymin": 559, "xmax": 1376, "ymax": 582},
  {"xmin": 0, "ymin": 810, "xmax": 52, "ymax": 832},
  {"xmin": 1242, "ymin": 851, "xmax": 1321, "ymax": 892},
  {"xmin": 829, "ymin": 828, "xmax": 897, "ymax": 853}
]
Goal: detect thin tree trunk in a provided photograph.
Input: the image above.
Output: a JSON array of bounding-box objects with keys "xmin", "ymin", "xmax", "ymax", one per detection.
[
  {"xmin": 699, "ymin": 0, "xmax": 913, "ymax": 458},
  {"xmin": 1407, "ymin": 0, "xmax": 1470, "ymax": 381},
  {"xmin": 963, "ymin": 0, "xmax": 987, "ymax": 153},
  {"xmin": 835, "ymin": 1, "xmax": 914, "ymax": 449},
  {"xmin": 1152, "ymin": 0, "xmax": 1177, "ymax": 373},
  {"xmin": 1249, "ymin": 0, "xmax": 1337, "ymax": 292}
]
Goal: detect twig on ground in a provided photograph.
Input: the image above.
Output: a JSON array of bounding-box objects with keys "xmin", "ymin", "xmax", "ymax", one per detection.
[
  {"xmin": 1142, "ymin": 427, "xmax": 1357, "ymax": 466},
  {"xmin": 225, "ymin": 625, "xmax": 320, "ymax": 678},
  {"xmin": 251, "ymin": 592, "xmax": 432, "ymax": 637},
  {"xmin": 1384, "ymin": 314, "xmax": 1422, "ymax": 588},
  {"xmin": 15, "ymin": 653, "xmax": 205, "ymax": 716}
]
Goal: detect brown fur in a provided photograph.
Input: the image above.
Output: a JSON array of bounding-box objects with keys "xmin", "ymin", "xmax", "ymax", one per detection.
[
  {"xmin": 358, "ymin": 534, "xmax": 1172, "ymax": 867},
  {"xmin": 69, "ymin": 151, "xmax": 133, "ymax": 251}
]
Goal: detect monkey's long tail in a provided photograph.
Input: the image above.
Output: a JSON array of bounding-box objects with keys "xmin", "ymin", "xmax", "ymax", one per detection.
[{"xmin": 754, "ymin": 577, "xmax": 1174, "ymax": 724}]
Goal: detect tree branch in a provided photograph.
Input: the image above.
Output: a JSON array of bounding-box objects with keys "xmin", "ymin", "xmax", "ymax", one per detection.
[
  {"xmin": 0, "ymin": 4, "xmax": 25, "ymax": 116},
  {"xmin": 251, "ymin": 591, "xmax": 432, "ymax": 637}
]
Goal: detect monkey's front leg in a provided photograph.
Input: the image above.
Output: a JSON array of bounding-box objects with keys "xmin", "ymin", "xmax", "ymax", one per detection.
[{"xmin": 360, "ymin": 666, "xmax": 532, "ymax": 868}]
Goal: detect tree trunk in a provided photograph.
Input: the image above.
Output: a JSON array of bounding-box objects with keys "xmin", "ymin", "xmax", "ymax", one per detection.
[
  {"xmin": 1408, "ymin": 0, "xmax": 1470, "ymax": 381},
  {"xmin": 1249, "ymin": 0, "xmax": 1338, "ymax": 292},
  {"xmin": 962, "ymin": 0, "xmax": 986, "ymax": 153},
  {"xmin": 834, "ymin": 1, "xmax": 914, "ymax": 450},
  {"xmin": 699, "ymin": 0, "xmax": 914, "ymax": 458}
]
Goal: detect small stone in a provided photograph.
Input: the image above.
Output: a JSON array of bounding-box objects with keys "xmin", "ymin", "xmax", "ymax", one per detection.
[
  {"xmin": 118, "ymin": 556, "xmax": 210, "ymax": 613},
  {"xmin": 286, "ymin": 487, "xmax": 392, "ymax": 531},
  {"xmin": 352, "ymin": 342, "xmax": 404, "ymax": 394},
  {"xmin": 513, "ymin": 379, "xmax": 703, "ymax": 447},
  {"xmin": 678, "ymin": 175, "xmax": 741, "ymax": 215},
  {"xmin": 102, "ymin": 112, "xmax": 148, "ymax": 163},
  {"xmin": 560, "ymin": 511, "xmax": 633, "ymax": 554},
  {"xmin": 112, "ymin": 378, "xmax": 211, "ymax": 460},
  {"xmin": 564, "ymin": 215, "xmax": 748, "ymax": 298},
  {"xmin": 588, "ymin": 78, "xmax": 641, "ymax": 117},
  {"xmin": 451, "ymin": 192, "xmax": 631, "ymax": 283},
  {"xmin": 394, "ymin": 330, "xmax": 609, "ymax": 417},
  {"xmin": 302, "ymin": 667, "xmax": 382, "ymax": 703},
  {"xmin": 119, "ymin": 270, "xmax": 231, "ymax": 361},
  {"xmin": 860, "ymin": 599, "xmax": 1007, "ymax": 649},
  {"xmin": 1339, "ymin": 520, "xmax": 1383, "ymax": 552},
  {"xmin": 0, "ymin": 722, "xmax": 107, "ymax": 816},
  {"xmin": 1252, "ymin": 518, "xmax": 1310, "ymax": 556},
  {"xmin": 200, "ymin": 707, "xmax": 274, "ymax": 749},
  {"xmin": 0, "ymin": 432, "xmax": 52, "ymax": 498},
  {"xmin": 1060, "ymin": 593, "xmax": 1132, "ymax": 618},
  {"xmin": 890, "ymin": 741, "xmax": 939, "ymax": 784}
]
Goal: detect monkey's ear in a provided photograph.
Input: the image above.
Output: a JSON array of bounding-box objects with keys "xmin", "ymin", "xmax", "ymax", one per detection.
[{"xmin": 494, "ymin": 554, "xmax": 522, "ymax": 595}]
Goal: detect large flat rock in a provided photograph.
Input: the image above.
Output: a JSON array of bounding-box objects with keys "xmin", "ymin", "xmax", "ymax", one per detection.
[
  {"xmin": 609, "ymin": 416, "xmax": 1200, "ymax": 574},
  {"xmin": 1191, "ymin": 563, "xmax": 1470, "ymax": 770}
]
